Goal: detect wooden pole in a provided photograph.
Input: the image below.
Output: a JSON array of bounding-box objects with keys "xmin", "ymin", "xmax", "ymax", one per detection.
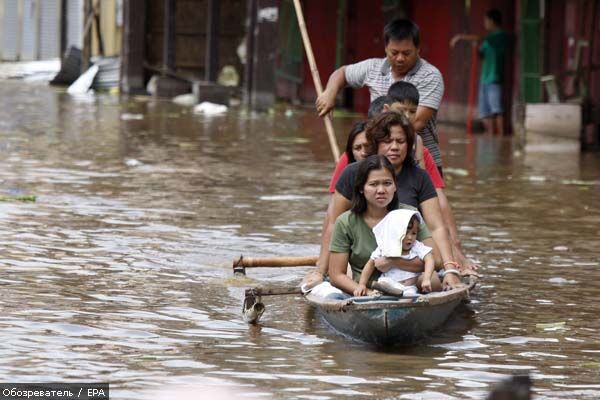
[
  {"xmin": 163, "ymin": 0, "xmax": 176, "ymax": 72},
  {"xmin": 466, "ymin": 42, "xmax": 478, "ymax": 135},
  {"xmin": 233, "ymin": 255, "xmax": 318, "ymax": 269},
  {"xmin": 292, "ymin": 0, "xmax": 340, "ymax": 161},
  {"xmin": 205, "ymin": 0, "xmax": 220, "ymax": 82}
]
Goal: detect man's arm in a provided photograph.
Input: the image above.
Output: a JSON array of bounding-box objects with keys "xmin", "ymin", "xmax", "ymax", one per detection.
[
  {"xmin": 450, "ymin": 34, "xmax": 480, "ymax": 48},
  {"xmin": 315, "ymin": 66, "xmax": 348, "ymax": 117},
  {"xmin": 413, "ymin": 105, "xmax": 436, "ymax": 133}
]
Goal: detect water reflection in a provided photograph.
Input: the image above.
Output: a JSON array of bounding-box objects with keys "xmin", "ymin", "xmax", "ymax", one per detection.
[{"xmin": 0, "ymin": 81, "xmax": 599, "ymax": 399}]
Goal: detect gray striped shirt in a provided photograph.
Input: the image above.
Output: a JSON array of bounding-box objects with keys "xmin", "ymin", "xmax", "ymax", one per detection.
[{"xmin": 345, "ymin": 57, "xmax": 444, "ymax": 167}]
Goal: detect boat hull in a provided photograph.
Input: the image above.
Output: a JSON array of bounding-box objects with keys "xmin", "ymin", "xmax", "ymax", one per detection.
[{"xmin": 305, "ymin": 277, "xmax": 476, "ymax": 345}]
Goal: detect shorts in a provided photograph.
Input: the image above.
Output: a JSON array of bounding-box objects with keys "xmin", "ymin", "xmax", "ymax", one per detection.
[{"xmin": 478, "ymin": 83, "xmax": 503, "ymax": 118}]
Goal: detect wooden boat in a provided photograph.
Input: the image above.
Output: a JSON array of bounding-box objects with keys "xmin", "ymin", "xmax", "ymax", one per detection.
[
  {"xmin": 304, "ymin": 276, "xmax": 477, "ymax": 345},
  {"xmin": 235, "ymin": 256, "xmax": 477, "ymax": 345}
]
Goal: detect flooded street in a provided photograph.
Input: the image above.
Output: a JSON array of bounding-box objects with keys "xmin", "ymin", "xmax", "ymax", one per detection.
[{"xmin": 1, "ymin": 81, "xmax": 599, "ymax": 399}]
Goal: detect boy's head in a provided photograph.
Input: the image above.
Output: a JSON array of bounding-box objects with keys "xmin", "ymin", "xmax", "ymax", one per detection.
[
  {"xmin": 402, "ymin": 215, "xmax": 420, "ymax": 251},
  {"xmin": 368, "ymin": 95, "xmax": 390, "ymax": 119},
  {"xmin": 485, "ymin": 8, "xmax": 502, "ymax": 30},
  {"xmin": 384, "ymin": 81, "xmax": 419, "ymax": 123}
]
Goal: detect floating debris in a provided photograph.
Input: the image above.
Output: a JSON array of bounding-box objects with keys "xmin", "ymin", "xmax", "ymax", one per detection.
[
  {"xmin": 553, "ymin": 246, "xmax": 569, "ymax": 252},
  {"xmin": 444, "ymin": 168, "xmax": 469, "ymax": 177},
  {"xmin": 193, "ymin": 102, "xmax": 228, "ymax": 115},
  {"xmin": 125, "ymin": 159, "xmax": 142, "ymax": 167},
  {"xmin": 536, "ymin": 322, "xmax": 567, "ymax": 331},
  {"xmin": 527, "ymin": 175, "xmax": 547, "ymax": 182},
  {"xmin": 172, "ymin": 93, "xmax": 197, "ymax": 107},
  {"xmin": 120, "ymin": 113, "xmax": 144, "ymax": 121},
  {"xmin": 548, "ymin": 277, "xmax": 577, "ymax": 284},
  {"xmin": 67, "ymin": 65, "xmax": 99, "ymax": 94},
  {"xmin": 560, "ymin": 179, "xmax": 600, "ymax": 186},
  {"xmin": 0, "ymin": 195, "xmax": 36, "ymax": 202}
]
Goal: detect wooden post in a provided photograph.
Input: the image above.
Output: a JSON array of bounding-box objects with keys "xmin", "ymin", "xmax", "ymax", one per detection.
[
  {"xmin": 120, "ymin": 0, "xmax": 146, "ymax": 94},
  {"xmin": 59, "ymin": 0, "xmax": 67, "ymax": 60},
  {"xmin": 243, "ymin": 0, "xmax": 257, "ymax": 106},
  {"xmin": 163, "ymin": 0, "xmax": 176, "ymax": 71},
  {"xmin": 94, "ymin": 1, "xmax": 104, "ymax": 56},
  {"xmin": 248, "ymin": 0, "xmax": 278, "ymax": 111},
  {"xmin": 82, "ymin": 0, "xmax": 92, "ymax": 72},
  {"xmin": 205, "ymin": 0, "xmax": 220, "ymax": 82}
]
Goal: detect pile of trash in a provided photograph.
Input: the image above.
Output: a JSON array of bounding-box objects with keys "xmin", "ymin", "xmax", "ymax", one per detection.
[{"xmin": 51, "ymin": 46, "xmax": 120, "ymax": 93}]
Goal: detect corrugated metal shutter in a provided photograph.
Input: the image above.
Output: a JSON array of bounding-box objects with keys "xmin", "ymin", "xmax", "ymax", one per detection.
[
  {"xmin": 1, "ymin": 0, "xmax": 21, "ymax": 60},
  {"xmin": 39, "ymin": 0, "xmax": 60, "ymax": 59},
  {"xmin": 20, "ymin": 0, "xmax": 39, "ymax": 60},
  {"xmin": 67, "ymin": 0, "xmax": 83, "ymax": 49}
]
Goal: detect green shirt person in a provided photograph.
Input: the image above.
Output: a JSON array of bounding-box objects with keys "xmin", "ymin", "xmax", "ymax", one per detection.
[{"xmin": 450, "ymin": 8, "xmax": 509, "ymax": 135}]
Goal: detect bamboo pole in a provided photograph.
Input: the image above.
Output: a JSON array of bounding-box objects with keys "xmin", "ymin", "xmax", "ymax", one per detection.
[
  {"xmin": 233, "ymin": 255, "xmax": 318, "ymax": 269},
  {"xmin": 292, "ymin": 0, "xmax": 341, "ymax": 161}
]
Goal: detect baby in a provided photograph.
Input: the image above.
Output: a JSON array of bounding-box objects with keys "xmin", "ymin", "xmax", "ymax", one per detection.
[{"xmin": 354, "ymin": 209, "xmax": 439, "ymax": 297}]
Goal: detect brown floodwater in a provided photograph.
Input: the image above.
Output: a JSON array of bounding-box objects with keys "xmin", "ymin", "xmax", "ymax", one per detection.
[{"xmin": 0, "ymin": 80, "xmax": 599, "ymax": 399}]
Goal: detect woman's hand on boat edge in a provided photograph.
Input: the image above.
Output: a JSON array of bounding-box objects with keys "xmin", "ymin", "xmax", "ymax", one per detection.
[
  {"xmin": 442, "ymin": 273, "xmax": 464, "ymax": 290},
  {"xmin": 301, "ymin": 269, "xmax": 324, "ymax": 291}
]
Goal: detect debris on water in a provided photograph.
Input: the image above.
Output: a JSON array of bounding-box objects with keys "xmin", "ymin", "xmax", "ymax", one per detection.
[
  {"xmin": 548, "ymin": 277, "xmax": 577, "ymax": 284},
  {"xmin": 259, "ymin": 194, "xmax": 312, "ymax": 201},
  {"xmin": 272, "ymin": 137, "xmax": 310, "ymax": 144},
  {"xmin": 125, "ymin": 159, "xmax": 142, "ymax": 167},
  {"xmin": 193, "ymin": 102, "xmax": 227, "ymax": 115},
  {"xmin": 553, "ymin": 246, "xmax": 569, "ymax": 252},
  {"xmin": 120, "ymin": 113, "xmax": 144, "ymax": 121},
  {"xmin": 332, "ymin": 109, "xmax": 364, "ymax": 118},
  {"xmin": 536, "ymin": 322, "xmax": 567, "ymax": 331},
  {"xmin": 444, "ymin": 168, "xmax": 469, "ymax": 177},
  {"xmin": 67, "ymin": 65, "xmax": 99, "ymax": 94},
  {"xmin": 560, "ymin": 179, "xmax": 600, "ymax": 186},
  {"xmin": 0, "ymin": 195, "xmax": 36, "ymax": 202},
  {"xmin": 527, "ymin": 175, "xmax": 547, "ymax": 182},
  {"xmin": 217, "ymin": 65, "xmax": 240, "ymax": 87},
  {"xmin": 172, "ymin": 93, "xmax": 197, "ymax": 107},
  {"xmin": 285, "ymin": 109, "xmax": 294, "ymax": 117}
]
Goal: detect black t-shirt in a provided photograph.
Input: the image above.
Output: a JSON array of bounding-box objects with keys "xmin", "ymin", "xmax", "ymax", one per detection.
[{"xmin": 335, "ymin": 161, "xmax": 437, "ymax": 208}]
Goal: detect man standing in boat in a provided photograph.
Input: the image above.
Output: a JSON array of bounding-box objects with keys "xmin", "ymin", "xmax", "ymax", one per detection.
[{"xmin": 315, "ymin": 18, "xmax": 445, "ymax": 176}]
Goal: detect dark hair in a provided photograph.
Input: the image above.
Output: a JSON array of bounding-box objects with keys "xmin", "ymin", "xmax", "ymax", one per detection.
[
  {"xmin": 368, "ymin": 96, "xmax": 390, "ymax": 119},
  {"xmin": 365, "ymin": 111, "xmax": 416, "ymax": 167},
  {"xmin": 351, "ymin": 155, "xmax": 398, "ymax": 214},
  {"xmin": 486, "ymin": 8, "xmax": 502, "ymax": 26},
  {"xmin": 345, "ymin": 121, "xmax": 369, "ymax": 163},
  {"xmin": 384, "ymin": 19, "xmax": 420, "ymax": 47},
  {"xmin": 387, "ymin": 81, "xmax": 419, "ymax": 105},
  {"xmin": 406, "ymin": 214, "xmax": 420, "ymax": 230}
]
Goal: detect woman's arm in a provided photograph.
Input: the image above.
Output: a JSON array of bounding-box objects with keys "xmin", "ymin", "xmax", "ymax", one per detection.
[
  {"xmin": 329, "ymin": 252, "xmax": 360, "ymax": 294},
  {"xmin": 420, "ymin": 197, "xmax": 462, "ymax": 289},
  {"xmin": 316, "ymin": 191, "xmax": 352, "ymax": 275}
]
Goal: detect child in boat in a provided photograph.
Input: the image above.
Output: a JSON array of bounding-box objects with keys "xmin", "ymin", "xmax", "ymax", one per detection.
[{"xmin": 354, "ymin": 209, "xmax": 441, "ymax": 297}]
